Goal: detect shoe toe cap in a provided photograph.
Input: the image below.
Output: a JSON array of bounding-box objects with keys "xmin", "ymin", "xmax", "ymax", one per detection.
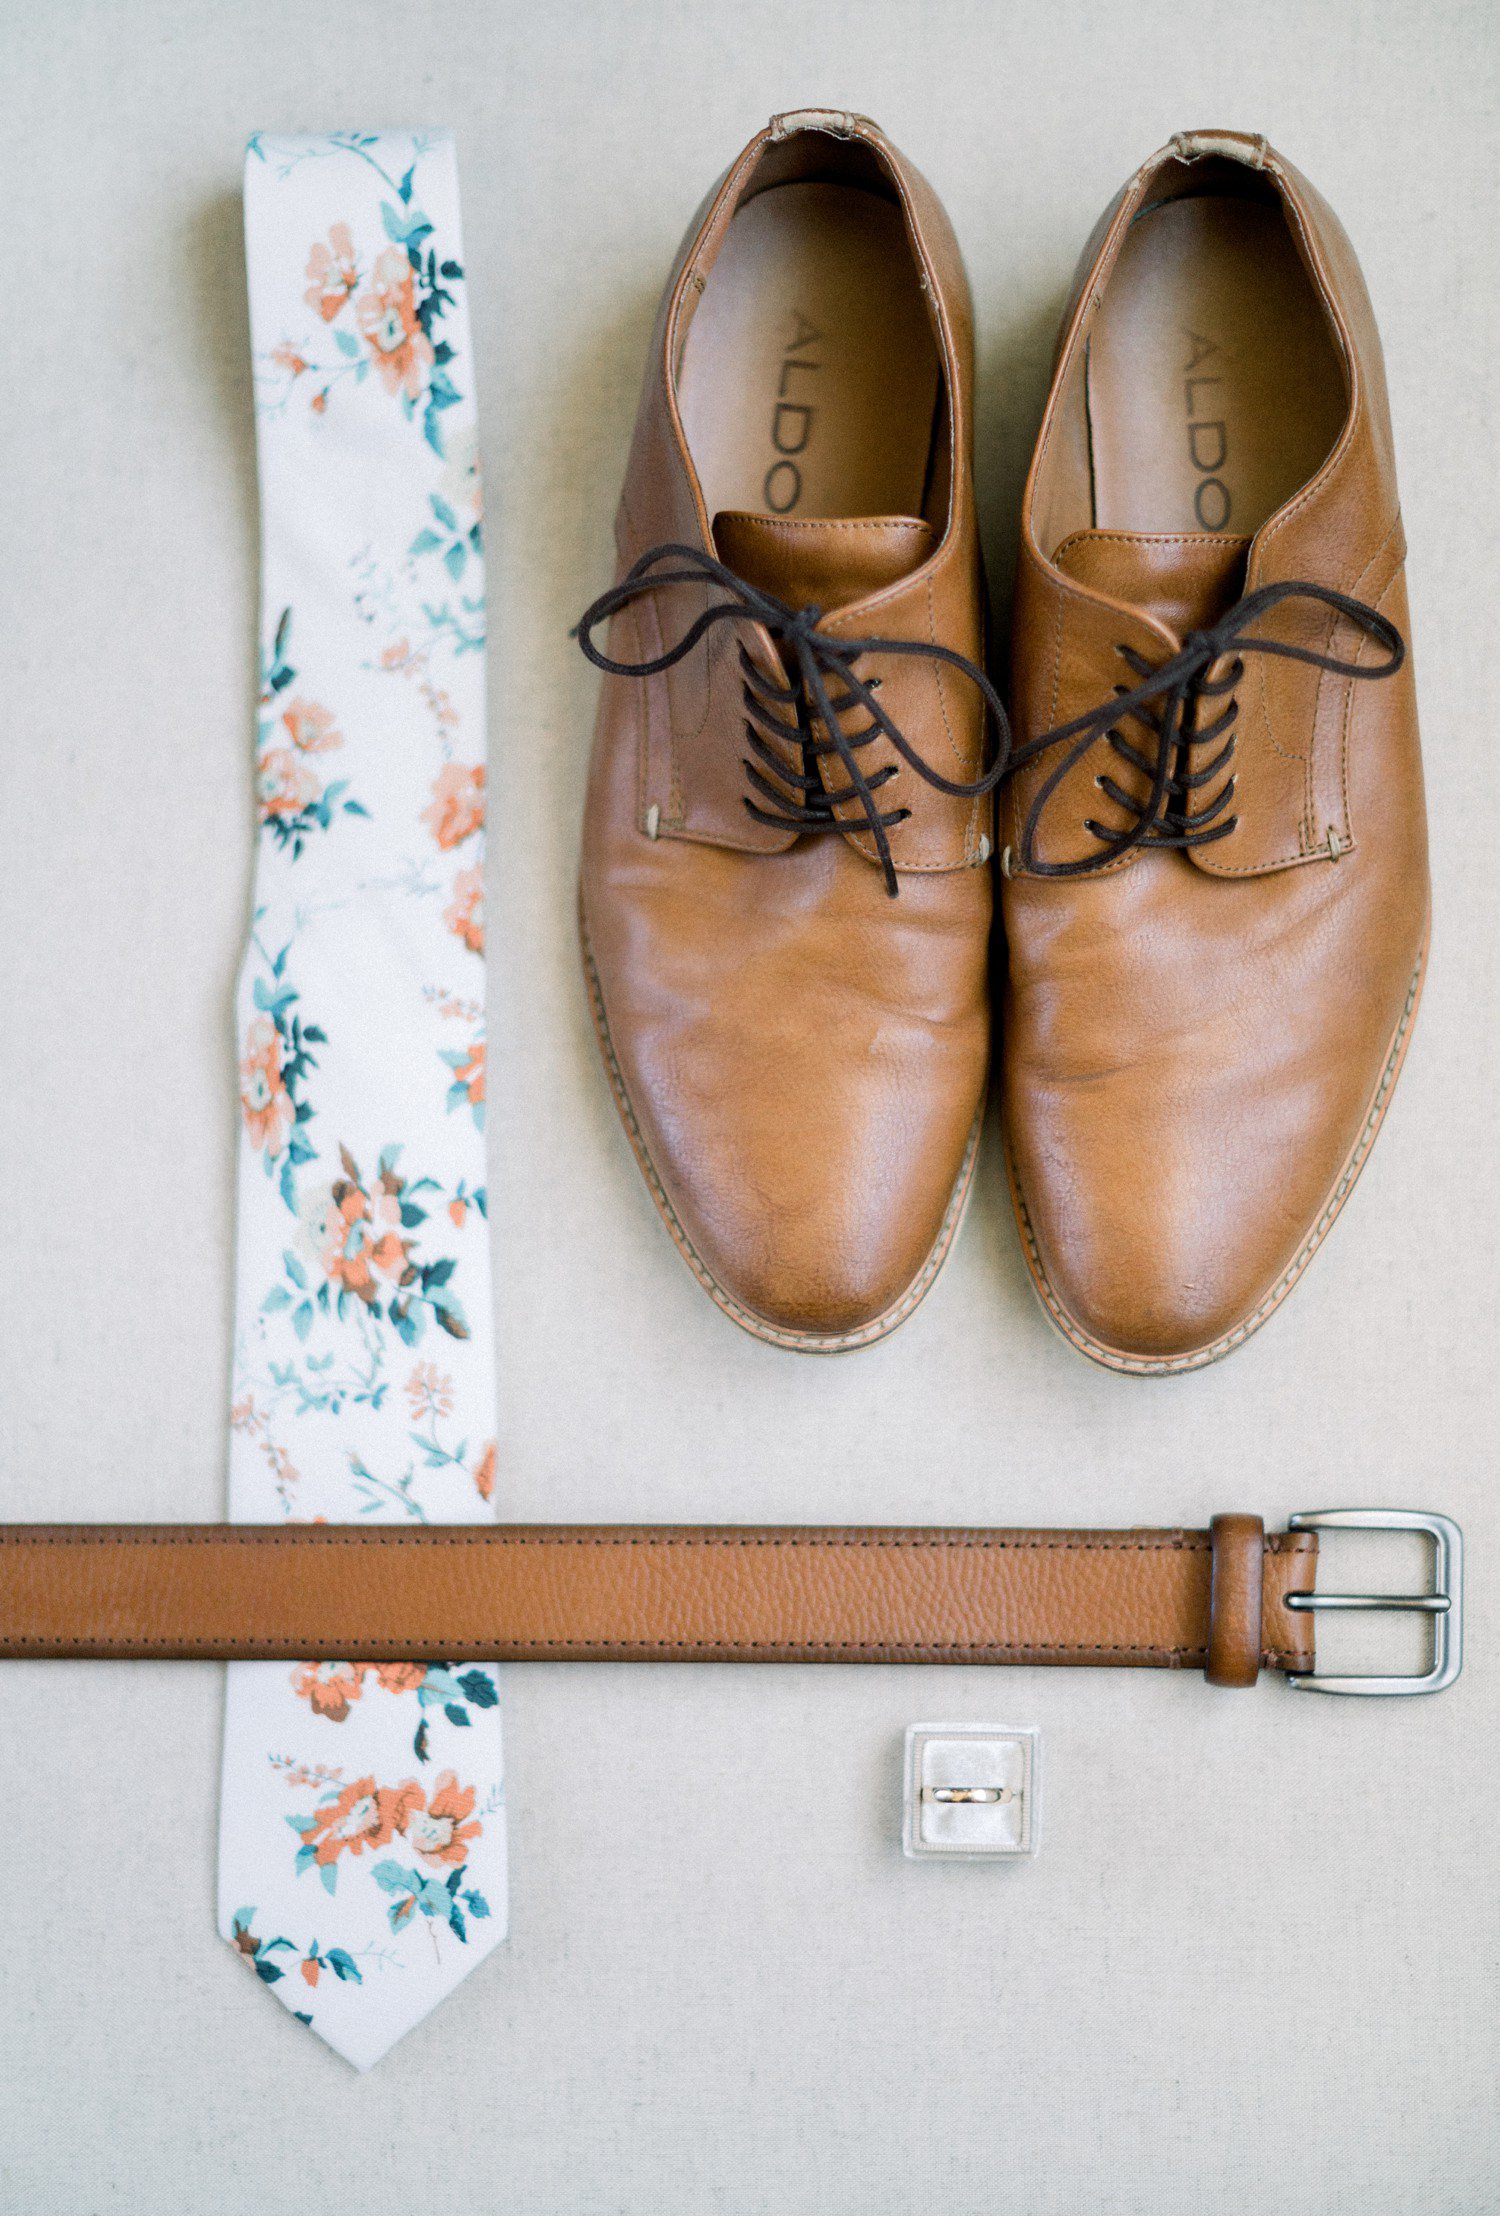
[
  {"xmin": 1004, "ymin": 978, "xmax": 1418, "ymax": 1371},
  {"xmin": 1002, "ymin": 848, "xmax": 1427, "ymax": 1370},
  {"xmin": 584, "ymin": 877, "xmax": 988, "ymax": 1349},
  {"xmin": 657, "ymin": 1076, "xmax": 980, "ymax": 1346},
  {"xmin": 1008, "ymin": 1126, "xmax": 1296, "ymax": 1367}
]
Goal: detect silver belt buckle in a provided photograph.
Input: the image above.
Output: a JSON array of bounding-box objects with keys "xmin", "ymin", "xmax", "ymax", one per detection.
[{"xmin": 1285, "ymin": 1509, "xmax": 1463, "ymax": 1696}]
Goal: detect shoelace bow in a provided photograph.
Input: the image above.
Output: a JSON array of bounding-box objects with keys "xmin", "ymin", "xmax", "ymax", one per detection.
[
  {"xmin": 1010, "ymin": 578, "xmax": 1405, "ymax": 877},
  {"xmin": 573, "ymin": 542, "xmax": 1011, "ymax": 896}
]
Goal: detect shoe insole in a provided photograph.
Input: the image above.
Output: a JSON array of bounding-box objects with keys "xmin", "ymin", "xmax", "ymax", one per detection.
[
  {"xmin": 677, "ymin": 182, "xmax": 940, "ymax": 523},
  {"xmin": 1085, "ymin": 194, "xmax": 1346, "ymax": 540}
]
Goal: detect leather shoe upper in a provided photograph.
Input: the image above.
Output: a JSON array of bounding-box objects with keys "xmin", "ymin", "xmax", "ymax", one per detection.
[
  {"xmin": 579, "ymin": 112, "xmax": 997, "ymax": 1349},
  {"xmin": 999, "ymin": 131, "xmax": 1429, "ymax": 1372}
]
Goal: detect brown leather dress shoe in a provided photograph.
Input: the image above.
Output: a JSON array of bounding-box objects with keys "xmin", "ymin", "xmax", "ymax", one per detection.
[
  {"xmin": 999, "ymin": 130, "xmax": 1428, "ymax": 1374},
  {"xmin": 576, "ymin": 112, "xmax": 1005, "ymax": 1351}
]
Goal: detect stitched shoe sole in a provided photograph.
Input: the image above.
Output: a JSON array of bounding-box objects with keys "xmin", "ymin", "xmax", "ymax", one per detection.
[
  {"xmin": 1002, "ymin": 920, "xmax": 1430, "ymax": 1376},
  {"xmin": 579, "ymin": 892, "xmax": 982, "ymax": 1353}
]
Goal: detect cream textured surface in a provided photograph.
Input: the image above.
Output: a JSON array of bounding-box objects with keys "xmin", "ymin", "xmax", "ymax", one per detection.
[{"xmin": 0, "ymin": 2, "xmax": 1495, "ymax": 2209}]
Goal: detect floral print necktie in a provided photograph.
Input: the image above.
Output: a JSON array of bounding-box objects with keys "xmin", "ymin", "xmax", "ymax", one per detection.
[{"xmin": 219, "ymin": 130, "xmax": 504, "ymax": 2070}]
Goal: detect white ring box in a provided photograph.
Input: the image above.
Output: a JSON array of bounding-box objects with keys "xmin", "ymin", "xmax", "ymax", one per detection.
[{"xmin": 902, "ymin": 1724, "xmax": 1039, "ymax": 1858}]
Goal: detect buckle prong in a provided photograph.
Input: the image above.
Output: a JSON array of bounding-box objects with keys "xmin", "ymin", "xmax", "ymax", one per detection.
[
  {"xmin": 1286, "ymin": 1592, "xmax": 1450, "ymax": 1613},
  {"xmin": 1285, "ymin": 1510, "xmax": 1463, "ymax": 1696}
]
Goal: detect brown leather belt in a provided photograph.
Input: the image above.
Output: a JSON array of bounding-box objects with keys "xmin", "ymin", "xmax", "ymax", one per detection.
[{"xmin": 0, "ymin": 1517, "xmax": 1316, "ymax": 1686}]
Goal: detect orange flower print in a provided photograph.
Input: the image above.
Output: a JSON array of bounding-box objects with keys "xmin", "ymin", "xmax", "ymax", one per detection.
[
  {"xmin": 403, "ymin": 1770, "xmax": 482, "ymax": 1869},
  {"xmin": 281, "ymin": 697, "xmax": 343, "ymax": 753},
  {"xmin": 455, "ymin": 1039, "xmax": 484, "ymax": 1109},
  {"xmin": 472, "ymin": 1442, "xmax": 496, "ymax": 1503},
  {"xmin": 298, "ymin": 1148, "xmax": 411, "ymax": 1308},
  {"xmin": 406, "ymin": 1363, "xmax": 454, "ymax": 1421},
  {"xmin": 290, "ymin": 1659, "xmax": 366, "ymax": 1722},
  {"xmin": 445, "ymin": 867, "xmax": 484, "ymax": 955},
  {"xmin": 422, "ymin": 760, "xmax": 485, "ymax": 849},
  {"xmin": 301, "ymin": 1775, "xmax": 424, "ymax": 1866},
  {"xmin": 304, "ymin": 222, "xmax": 358, "ymax": 321},
  {"xmin": 283, "ymin": 1143, "xmax": 469, "ymax": 1343},
  {"xmin": 239, "ymin": 1015, "xmax": 296, "ymax": 1161},
  {"xmin": 272, "ymin": 342, "xmax": 309, "ymax": 379},
  {"xmin": 357, "ymin": 244, "xmax": 435, "ymax": 402},
  {"xmin": 231, "ymin": 1394, "xmax": 302, "ymax": 1511},
  {"xmin": 373, "ymin": 1663, "xmax": 427, "ymax": 1695},
  {"xmin": 254, "ymin": 641, "xmax": 365, "ymax": 851},
  {"xmin": 256, "ymin": 746, "xmax": 321, "ymax": 822}
]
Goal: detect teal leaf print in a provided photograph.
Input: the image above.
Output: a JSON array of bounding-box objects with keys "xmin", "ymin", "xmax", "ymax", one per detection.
[
  {"xmin": 365, "ymin": 1662, "xmax": 504, "ymax": 1758},
  {"xmin": 261, "ymin": 606, "xmax": 296, "ymax": 699},
  {"xmin": 240, "ymin": 944, "xmax": 326, "ymax": 1200},
  {"xmin": 349, "ymin": 1455, "xmax": 430, "ymax": 1522},
  {"xmin": 381, "ymin": 197, "xmax": 433, "ymax": 254},
  {"xmin": 229, "ymin": 1905, "xmax": 380, "ymax": 2005},
  {"xmin": 369, "ymin": 1839, "xmax": 481, "ymax": 1942},
  {"xmin": 411, "ymin": 486, "xmax": 477, "ymax": 582},
  {"xmin": 440, "ymin": 1046, "xmax": 485, "ymax": 1132},
  {"xmin": 230, "ymin": 1909, "xmax": 307, "ymax": 1990}
]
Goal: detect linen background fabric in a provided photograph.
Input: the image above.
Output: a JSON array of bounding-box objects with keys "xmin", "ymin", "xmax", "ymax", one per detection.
[
  {"xmin": 218, "ymin": 130, "xmax": 506, "ymax": 2071},
  {"xmin": 1, "ymin": 4, "xmax": 1496, "ymax": 2209}
]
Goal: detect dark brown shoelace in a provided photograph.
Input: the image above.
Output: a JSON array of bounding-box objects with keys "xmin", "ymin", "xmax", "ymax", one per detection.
[
  {"xmin": 573, "ymin": 542, "xmax": 1011, "ymax": 895},
  {"xmin": 1009, "ymin": 578, "xmax": 1405, "ymax": 877}
]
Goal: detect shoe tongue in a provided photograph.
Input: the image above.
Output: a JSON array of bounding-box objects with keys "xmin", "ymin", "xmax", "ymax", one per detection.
[
  {"xmin": 713, "ymin": 511, "xmax": 938, "ymax": 613},
  {"xmin": 1052, "ymin": 529, "xmax": 1251, "ymax": 637}
]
